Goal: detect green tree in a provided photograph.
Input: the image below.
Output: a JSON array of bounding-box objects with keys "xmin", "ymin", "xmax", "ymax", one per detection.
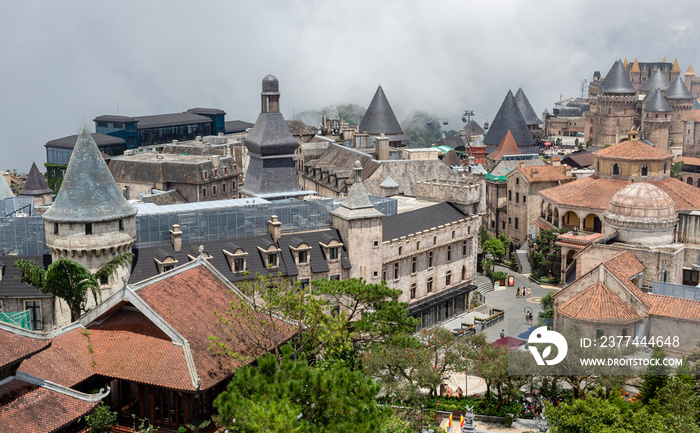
[
  {"xmin": 478, "ymin": 220, "xmax": 490, "ymax": 247},
  {"xmin": 336, "ymin": 104, "xmax": 366, "ymax": 127},
  {"xmin": 483, "ymin": 237, "xmax": 506, "ymax": 262},
  {"xmin": 538, "ymin": 293, "xmax": 554, "ymax": 327},
  {"xmin": 214, "ymin": 345, "xmax": 390, "ymax": 432},
  {"xmin": 651, "ymin": 376, "xmax": 700, "ymax": 433},
  {"xmin": 640, "ymin": 346, "xmax": 670, "ymax": 404},
  {"xmin": 14, "ymin": 254, "xmax": 134, "ymax": 322},
  {"xmin": 85, "ymin": 402, "xmax": 118, "ymax": 433},
  {"xmin": 671, "ymin": 161, "xmax": 685, "ymax": 179},
  {"xmin": 531, "ymin": 229, "xmax": 568, "ymax": 279}
]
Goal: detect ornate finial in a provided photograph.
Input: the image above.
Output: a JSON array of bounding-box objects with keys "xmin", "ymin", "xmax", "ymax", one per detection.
[
  {"xmin": 199, "ymin": 245, "xmax": 205, "ymax": 255},
  {"xmin": 122, "ymin": 276, "xmax": 128, "ymax": 288}
]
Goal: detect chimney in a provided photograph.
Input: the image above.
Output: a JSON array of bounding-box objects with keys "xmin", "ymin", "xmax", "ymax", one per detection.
[
  {"xmin": 170, "ymin": 224, "xmax": 183, "ymax": 252},
  {"xmin": 268, "ymin": 215, "xmax": 282, "ymax": 242},
  {"xmin": 519, "ymin": 160, "xmax": 525, "ymax": 168},
  {"xmin": 551, "ymin": 156, "xmax": 561, "ymax": 167},
  {"xmin": 376, "ymin": 133, "xmax": 390, "ymax": 160},
  {"xmin": 531, "ymin": 169, "xmax": 539, "ymax": 179},
  {"xmin": 468, "ymin": 156, "xmax": 475, "ymax": 165},
  {"xmin": 565, "ymin": 165, "xmax": 572, "ymax": 177}
]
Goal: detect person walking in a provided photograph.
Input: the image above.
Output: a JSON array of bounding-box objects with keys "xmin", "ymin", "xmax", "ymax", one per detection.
[
  {"xmin": 500, "ymin": 329, "xmax": 505, "ymax": 338},
  {"xmin": 516, "ymin": 287, "xmax": 521, "ymax": 298}
]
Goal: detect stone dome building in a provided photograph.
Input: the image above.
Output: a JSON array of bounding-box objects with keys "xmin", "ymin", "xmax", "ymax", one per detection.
[{"xmin": 603, "ymin": 182, "xmax": 677, "ymax": 245}]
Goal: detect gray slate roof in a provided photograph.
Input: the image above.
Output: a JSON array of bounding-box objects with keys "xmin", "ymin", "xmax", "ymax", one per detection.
[
  {"xmin": 694, "ymin": 99, "xmax": 700, "ymax": 110},
  {"xmin": 186, "ymin": 108, "xmax": 226, "ymax": 116},
  {"xmin": 358, "ymin": 86, "xmax": 403, "ymax": 136},
  {"xmin": 643, "ymin": 88, "xmax": 672, "ymax": 112},
  {"xmin": 0, "ymin": 255, "xmax": 52, "ymax": 298},
  {"xmin": 45, "ymin": 133, "xmax": 126, "ymax": 150},
  {"xmin": 93, "ymin": 115, "xmax": 138, "ymax": 123},
  {"xmin": 483, "ymin": 90, "xmax": 535, "ymax": 147},
  {"xmin": 515, "ymin": 88, "xmax": 543, "ymax": 126},
  {"xmin": 0, "ymin": 175, "xmax": 13, "ymax": 199},
  {"xmin": 19, "ymin": 163, "xmax": 52, "ymax": 196},
  {"xmin": 600, "ymin": 60, "xmax": 636, "ymax": 94},
  {"xmin": 42, "ymin": 126, "xmax": 137, "ymax": 223},
  {"xmin": 224, "ymin": 120, "xmax": 254, "ymax": 134},
  {"xmin": 331, "ymin": 182, "xmax": 384, "ymax": 221},
  {"xmin": 463, "ymin": 120, "xmax": 484, "ymax": 137},
  {"xmin": 639, "ymin": 69, "xmax": 671, "ymax": 92},
  {"xmin": 666, "ymin": 77, "xmax": 694, "ymax": 99},
  {"xmin": 382, "ymin": 202, "xmax": 467, "ymax": 242},
  {"xmin": 133, "ymin": 112, "xmax": 212, "ymax": 129}
]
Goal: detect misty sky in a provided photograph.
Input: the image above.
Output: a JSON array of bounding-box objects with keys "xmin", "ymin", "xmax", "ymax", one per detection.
[{"xmin": 1, "ymin": 0, "xmax": 699, "ymax": 172}]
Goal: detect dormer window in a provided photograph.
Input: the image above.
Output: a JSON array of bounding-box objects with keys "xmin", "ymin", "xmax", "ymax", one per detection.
[
  {"xmin": 258, "ymin": 244, "xmax": 281, "ymax": 269},
  {"xmin": 329, "ymin": 247, "xmax": 338, "ymax": 260},
  {"xmin": 233, "ymin": 257, "xmax": 245, "ymax": 272},
  {"xmin": 154, "ymin": 255, "xmax": 179, "ymax": 274},
  {"xmin": 289, "ymin": 242, "xmax": 311, "ymax": 265},
  {"xmin": 298, "ymin": 250, "xmax": 308, "ymax": 264},
  {"xmin": 319, "ymin": 239, "xmax": 343, "ymax": 262},
  {"xmin": 267, "ymin": 253, "xmax": 277, "ymax": 268},
  {"xmin": 224, "ymin": 247, "xmax": 248, "ymax": 273}
]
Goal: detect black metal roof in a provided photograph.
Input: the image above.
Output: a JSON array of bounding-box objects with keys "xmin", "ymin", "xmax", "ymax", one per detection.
[
  {"xmin": 639, "ymin": 69, "xmax": 671, "ymax": 92},
  {"xmin": 0, "ymin": 255, "xmax": 52, "ymax": 299},
  {"xmin": 19, "ymin": 163, "xmax": 52, "ymax": 196},
  {"xmin": 514, "ymin": 88, "xmax": 543, "ymax": 126},
  {"xmin": 483, "ymin": 90, "xmax": 535, "ymax": 147},
  {"xmin": 600, "ymin": 60, "xmax": 636, "ymax": 94},
  {"xmin": 42, "ymin": 127, "xmax": 137, "ymax": 223},
  {"xmin": 358, "ymin": 85, "xmax": 403, "ymax": 136},
  {"xmin": 45, "ymin": 133, "xmax": 126, "ymax": 150},
  {"xmin": 186, "ymin": 108, "xmax": 226, "ymax": 116},
  {"xmin": 382, "ymin": 202, "xmax": 468, "ymax": 242},
  {"xmin": 643, "ymin": 88, "xmax": 672, "ymax": 112},
  {"xmin": 93, "ymin": 115, "xmax": 138, "ymax": 123},
  {"xmin": 278, "ymin": 230, "xmax": 351, "ymax": 275},
  {"xmin": 224, "ymin": 120, "xmax": 254, "ymax": 134},
  {"xmin": 133, "ymin": 112, "xmax": 213, "ymax": 129},
  {"xmin": 666, "ymin": 76, "xmax": 695, "ymax": 99}
]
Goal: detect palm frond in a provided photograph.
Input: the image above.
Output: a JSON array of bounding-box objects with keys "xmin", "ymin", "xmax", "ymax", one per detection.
[{"xmin": 13, "ymin": 259, "xmax": 47, "ymax": 291}]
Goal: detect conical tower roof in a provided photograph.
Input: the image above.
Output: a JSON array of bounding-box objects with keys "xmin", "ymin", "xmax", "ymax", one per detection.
[
  {"xmin": 0, "ymin": 174, "xmax": 13, "ymax": 199},
  {"xmin": 514, "ymin": 88, "xmax": 543, "ymax": 126},
  {"xmin": 331, "ymin": 181, "xmax": 384, "ymax": 221},
  {"xmin": 639, "ymin": 69, "xmax": 671, "ymax": 92},
  {"xmin": 686, "ymin": 64, "xmax": 695, "ymax": 76},
  {"xmin": 358, "ymin": 85, "xmax": 403, "ymax": 136},
  {"xmin": 623, "ymin": 58, "xmax": 629, "ymax": 69},
  {"xmin": 601, "ymin": 60, "xmax": 636, "ymax": 94},
  {"xmin": 643, "ymin": 88, "xmax": 672, "ymax": 112},
  {"xmin": 463, "ymin": 120, "xmax": 484, "ymax": 137},
  {"xmin": 19, "ymin": 162, "xmax": 52, "ymax": 196},
  {"xmin": 631, "ymin": 58, "xmax": 641, "ymax": 72},
  {"xmin": 483, "ymin": 90, "xmax": 534, "ymax": 147},
  {"xmin": 43, "ymin": 126, "xmax": 136, "ymax": 223},
  {"xmin": 487, "ymin": 130, "xmax": 522, "ymax": 161},
  {"xmin": 666, "ymin": 76, "xmax": 694, "ymax": 100},
  {"xmin": 672, "ymin": 58, "xmax": 681, "ymax": 73}
]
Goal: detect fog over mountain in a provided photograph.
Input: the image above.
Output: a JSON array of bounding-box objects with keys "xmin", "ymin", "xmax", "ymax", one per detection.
[{"xmin": 1, "ymin": 0, "xmax": 699, "ymax": 172}]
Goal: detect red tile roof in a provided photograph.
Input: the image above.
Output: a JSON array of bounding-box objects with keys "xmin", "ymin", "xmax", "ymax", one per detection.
[
  {"xmin": 676, "ymin": 156, "xmax": 700, "ymax": 166},
  {"xmin": 0, "ymin": 326, "xmax": 50, "ymax": 370},
  {"xmin": 518, "ymin": 164, "xmax": 574, "ymax": 183},
  {"xmin": 594, "ymin": 140, "xmax": 672, "ymax": 160},
  {"xmin": 487, "ymin": 130, "xmax": 521, "ymax": 161},
  {"xmin": 647, "ymin": 294, "xmax": 700, "ymax": 322},
  {"xmin": 539, "ymin": 175, "xmax": 700, "ymax": 211},
  {"xmin": 21, "ymin": 261, "xmax": 295, "ymax": 392},
  {"xmin": 558, "ymin": 282, "xmax": 640, "ymax": 323},
  {"xmin": 0, "ymin": 378, "xmax": 98, "ymax": 433},
  {"xmin": 604, "ymin": 251, "xmax": 645, "ymax": 282}
]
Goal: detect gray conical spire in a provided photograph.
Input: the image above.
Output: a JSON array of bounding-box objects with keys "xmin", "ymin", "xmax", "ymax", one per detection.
[
  {"xmin": 515, "ymin": 88, "xmax": 543, "ymax": 126},
  {"xmin": 666, "ymin": 76, "xmax": 694, "ymax": 99},
  {"xmin": 639, "ymin": 69, "xmax": 671, "ymax": 92},
  {"xmin": 643, "ymin": 88, "xmax": 672, "ymax": 112},
  {"xmin": 600, "ymin": 60, "xmax": 636, "ymax": 94},
  {"xmin": 43, "ymin": 126, "xmax": 136, "ymax": 223},
  {"xmin": 358, "ymin": 85, "xmax": 403, "ymax": 135},
  {"xmin": 20, "ymin": 162, "xmax": 52, "ymax": 196},
  {"xmin": 331, "ymin": 181, "xmax": 383, "ymax": 220},
  {"xmin": 0, "ymin": 174, "xmax": 13, "ymax": 199},
  {"xmin": 483, "ymin": 90, "xmax": 535, "ymax": 147}
]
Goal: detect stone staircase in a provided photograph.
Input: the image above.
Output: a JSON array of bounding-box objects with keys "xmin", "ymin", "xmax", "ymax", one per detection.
[
  {"xmin": 475, "ymin": 275, "xmax": 493, "ymax": 296},
  {"xmin": 515, "ymin": 248, "xmax": 531, "ymax": 275}
]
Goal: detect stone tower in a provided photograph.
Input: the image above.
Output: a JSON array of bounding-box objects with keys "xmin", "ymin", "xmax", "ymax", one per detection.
[
  {"xmin": 241, "ymin": 75, "xmax": 303, "ymax": 198},
  {"xmin": 43, "ymin": 126, "xmax": 137, "ymax": 322},
  {"xmin": 641, "ymin": 88, "xmax": 671, "ymax": 151},
  {"xmin": 331, "ymin": 163, "xmax": 384, "ymax": 281},
  {"xmin": 665, "ymin": 76, "xmax": 695, "ymax": 155},
  {"xmin": 19, "ymin": 162, "xmax": 53, "ymax": 206},
  {"xmin": 594, "ymin": 60, "xmax": 637, "ymax": 146}
]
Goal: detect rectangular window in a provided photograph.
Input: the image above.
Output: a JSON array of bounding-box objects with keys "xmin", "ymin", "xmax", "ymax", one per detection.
[
  {"xmin": 393, "ymin": 262, "xmax": 400, "ymax": 280},
  {"xmin": 515, "ymin": 218, "xmax": 519, "ymax": 230},
  {"xmin": 299, "ymin": 279, "xmax": 310, "ymax": 290},
  {"xmin": 267, "ymin": 253, "xmax": 277, "ymax": 268},
  {"xmin": 411, "ymin": 257, "xmax": 417, "ymax": 274},
  {"xmin": 202, "ymin": 187, "xmax": 207, "ymax": 198},
  {"xmin": 25, "ymin": 301, "xmax": 41, "ymax": 331},
  {"xmin": 233, "ymin": 258, "xmax": 245, "ymax": 273},
  {"xmin": 398, "ymin": 246, "xmax": 403, "ymax": 255},
  {"xmin": 100, "ymin": 274, "xmax": 108, "ymax": 285},
  {"xmin": 224, "ymin": 167, "xmax": 228, "ymax": 175},
  {"xmin": 516, "ymin": 192, "xmax": 519, "ymax": 203},
  {"xmin": 523, "ymin": 195, "xmax": 527, "ymax": 203},
  {"xmin": 330, "ymin": 275, "xmax": 340, "ymax": 281},
  {"xmin": 204, "ymin": 172, "xmax": 208, "ymax": 180},
  {"xmin": 447, "ymin": 245, "xmax": 452, "ymax": 261},
  {"xmin": 222, "ymin": 182, "xmax": 227, "ymax": 193},
  {"xmin": 298, "ymin": 250, "xmax": 308, "ymax": 264},
  {"xmin": 213, "ymin": 185, "xmax": 217, "ymax": 195},
  {"xmin": 118, "ymin": 219, "xmax": 124, "ymax": 231},
  {"xmin": 446, "ymin": 271, "xmax": 452, "ymax": 286},
  {"xmin": 373, "ymin": 240, "xmax": 379, "ymax": 248},
  {"xmin": 328, "ymin": 247, "xmax": 338, "ymax": 260},
  {"xmin": 508, "ymin": 217, "xmax": 512, "ymax": 225},
  {"xmin": 427, "ymin": 277, "xmax": 433, "ymax": 293},
  {"xmin": 416, "ymin": 241, "xmax": 420, "ymax": 250},
  {"xmin": 491, "ymin": 220, "xmax": 495, "ymax": 228},
  {"xmin": 214, "ymin": 169, "xmax": 218, "ymax": 178},
  {"xmin": 85, "ymin": 223, "xmax": 92, "ymax": 235},
  {"xmin": 516, "ymin": 177, "xmax": 519, "ymax": 185},
  {"xmin": 683, "ymin": 269, "xmax": 700, "ymax": 286},
  {"xmin": 410, "ymin": 283, "xmax": 417, "ymax": 300},
  {"xmin": 383, "ymin": 270, "xmax": 386, "ymax": 281},
  {"xmin": 428, "ymin": 251, "xmax": 434, "ymax": 269},
  {"xmin": 54, "ymin": 223, "xmax": 59, "ymax": 234},
  {"xmin": 502, "ymin": 220, "xmax": 505, "ymax": 230}
]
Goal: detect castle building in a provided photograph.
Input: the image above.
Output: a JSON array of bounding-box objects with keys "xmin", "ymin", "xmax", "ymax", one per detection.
[
  {"xmin": 42, "ymin": 126, "xmax": 137, "ymax": 325},
  {"xmin": 357, "ymin": 85, "xmax": 408, "ymax": 147},
  {"xmin": 483, "ymin": 90, "xmax": 538, "ymax": 155}
]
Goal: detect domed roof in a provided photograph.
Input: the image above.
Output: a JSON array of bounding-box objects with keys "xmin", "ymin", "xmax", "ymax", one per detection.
[
  {"xmin": 262, "ymin": 74, "xmax": 279, "ymax": 94},
  {"xmin": 604, "ymin": 182, "xmax": 677, "ymax": 223}
]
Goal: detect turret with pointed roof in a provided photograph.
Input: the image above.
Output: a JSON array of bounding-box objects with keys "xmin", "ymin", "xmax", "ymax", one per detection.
[
  {"xmin": 43, "ymin": 126, "xmax": 136, "ymax": 316},
  {"xmin": 514, "ymin": 88, "xmax": 543, "ymax": 127},
  {"xmin": 639, "ymin": 69, "xmax": 671, "ymax": 93},
  {"xmin": 19, "ymin": 162, "xmax": 53, "ymax": 206},
  {"xmin": 601, "ymin": 60, "xmax": 636, "ymax": 94},
  {"xmin": 666, "ymin": 76, "xmax": 694, "ymax": 100},
  {"xmin": 642, "ymin": 89, "xmax": 672, "ymax": 151},
  {"xmin": 483, "ymin": 90, "xmax": 535, "ymax": 153},
  {"xmin": 358, "ymin": 85, "xmax": 407, "ymax": 146},
  {"xmin": 486, "ymin": 130, "xmax": 522, "ymax": 163},
  {"xmin": 643, "ymin": 88, "xmax": 672, "ymax": 112},
  {"xmin": 665, "ymin": 77, "xmax": 695, "ymax": 155},
  {"xmin": 671, "ymin": 58, "xmax": 682, "ymax": 82}
]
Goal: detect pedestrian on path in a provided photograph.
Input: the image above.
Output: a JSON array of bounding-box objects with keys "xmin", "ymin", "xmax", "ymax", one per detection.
[
  {"xmin": 516, "ymin": 287, "xmax": 521, "ymax": 297},
  {"xmin": 500, "ymin": 329, "xmax": 505, "ymax": 338},
  {"xmin": 527, "ymin": 286, "xmax": 532, "ymax": 298}
]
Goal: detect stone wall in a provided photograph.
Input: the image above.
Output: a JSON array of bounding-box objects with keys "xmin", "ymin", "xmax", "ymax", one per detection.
[{"xmin": 415, "ymin": 178, "xmax": 485, "ymax": 216}]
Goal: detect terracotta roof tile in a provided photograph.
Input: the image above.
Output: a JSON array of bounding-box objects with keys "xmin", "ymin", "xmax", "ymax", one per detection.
[
  {"xmin": 0, "ymin": 327, "xmax": 50, "ymax": 370},
  {"xmin": 558, "ymin": 282, "xmax": 640, "ymax": 323},
  {"xmin": 647, "ymin": 294, "xmax": 700, "ymax": 322},
  {"xmin": 604, "ymin": 251, "xmax": 645, "ymax": 282},
  {"xmin": 0, "ymin": 379, "xmax": 98, "ymax": 433},
  {"xmin": 487, "ymin": 130, "xmax": 521, "ymax": 161},
  {"xmin": 518, "ymin": 164, "xmax": 574, "ymax": 183},
  {"xmin": 539, "ymin": 175, "xmax": 700, "ymax": 211},
  {"xmin": 594, "ymin": 140, "xmax": 672, "ymax": 160},
  {"xmin": 676, "ymin": 156, "xmax": 700, "ymax": 166}
]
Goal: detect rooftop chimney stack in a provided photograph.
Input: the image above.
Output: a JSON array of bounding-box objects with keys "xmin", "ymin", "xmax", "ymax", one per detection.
[
  {"xmin": 170, "ymin": 224, "xmax": 183, "ymax": 252},
  {"xmin": 268, "ymin": 215, "xmax": 282, "ymax": 242}
]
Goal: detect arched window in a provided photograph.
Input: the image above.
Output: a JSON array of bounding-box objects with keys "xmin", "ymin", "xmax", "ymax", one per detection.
[
  {"xmin": 612, "ymin": 163, "xmax": 620, "ymax": 176},
  {"xmin": 640, "ymin": 165, "xmax": 648, "ymax": 177}
]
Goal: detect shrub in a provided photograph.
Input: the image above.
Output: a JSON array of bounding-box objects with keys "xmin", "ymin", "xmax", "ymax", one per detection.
[{"xmin": 85, "ymin": 402, "xmax": 117, "ymax": 433}]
